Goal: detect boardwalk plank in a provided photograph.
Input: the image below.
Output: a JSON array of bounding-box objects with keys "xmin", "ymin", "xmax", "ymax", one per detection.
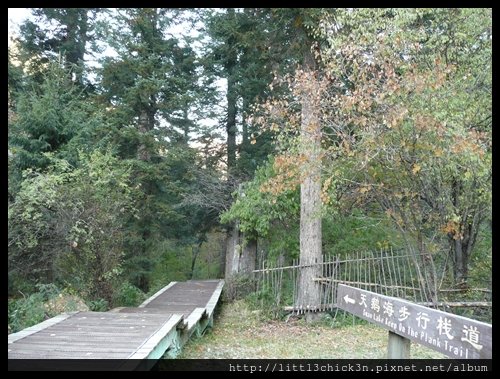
[{"xmin": 8, "ymin": 280, "xmax": 224, "ymax": 361}]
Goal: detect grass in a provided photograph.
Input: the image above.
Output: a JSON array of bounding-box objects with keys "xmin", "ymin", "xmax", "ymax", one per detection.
[{"xmin": 179, "ymin": 299, "xmax": 447, "ymax": 359}]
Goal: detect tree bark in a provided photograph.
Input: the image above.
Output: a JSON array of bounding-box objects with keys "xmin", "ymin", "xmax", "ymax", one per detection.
[
  {"xmin": 448, "ymin": 179, "xmax": 485, "ymax": 286},
  {"xmin": 225, "ymin": 8, "xmax": 238, "ymax": 174},
  {"xmin": 137, "ymin": 110, "xmax": 152, "ymax": 161},
  {"xmin": 295, "ymin": 47, "xmax": 323, "ymax": 321},
  {"xmin": 241, "ymin": 97, "xmax": 249, "ymax": 149},
  {"xmin": 136, "ymin": 107, "xmax": 154, "ymax": 292},
  {"xmin": 65, "ymin": 9, "xmax": 88, "ymax": 85},
  {"xmin": 240, "ymin": 238, "xmax": 257, "ymax": 274},
  {"xmin": 219, "ymin": 231, "xmax": 226, "ymax": 278},
  {"xmin": 453, "ymin": 238, "xmax": 466, "ymax": 285},
  {"xmin": 226, "ymin": 70, "xmax": 237, "ymax": 172},
  {"xmin": 224, "ymin": 72, "xmax": 239, "ymax": 280},
  {"xmin": 224, "ymin": 8, "xmax": 239, "ymax": 280},
  {"xmin": 224, "ymin": 222, "xmax": 257, "ymax": 278},
  {"xmin": 189, "ymin": 240, "xmax": 203, "ymax": 280},
  {"xmin": 225, "ymin": 223, "xmax": 240, "ymax": 278}
]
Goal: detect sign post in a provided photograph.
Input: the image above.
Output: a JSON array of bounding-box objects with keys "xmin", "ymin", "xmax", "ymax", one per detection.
[
  {"xmin": 336, "ymin": 284, "xmax": 492, "ymax": 359},
  {"xmin": 388, "ymin": 331, "xmax": 410, "ymax": 358}
]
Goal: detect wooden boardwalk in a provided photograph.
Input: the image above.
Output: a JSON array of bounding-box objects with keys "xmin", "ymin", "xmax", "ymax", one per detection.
[{"xmin": 8, "ymin": 279, "xmax": 224, "ymax": 365}]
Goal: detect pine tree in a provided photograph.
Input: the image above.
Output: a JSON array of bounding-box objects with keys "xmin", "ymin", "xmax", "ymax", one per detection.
[
  {"xmin": 17, "ymin": 8, "xmax": 100, "ymax": 85},
  {"xmin": 99, "ymin": 8, "xmax": 205, "ymax": 291}
]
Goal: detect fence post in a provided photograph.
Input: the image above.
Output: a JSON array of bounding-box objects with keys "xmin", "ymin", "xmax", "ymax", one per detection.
[{"xmin": 387, "ymin": 331, "xmax": 410, "ymax": 358}]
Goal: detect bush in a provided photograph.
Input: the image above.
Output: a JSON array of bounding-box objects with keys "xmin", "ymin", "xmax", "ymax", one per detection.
[
  {"xmin": 8, "ymin": 151, "xmax": 139, "ymax": 304},
  {"xmin": 8, "ymin": 292, "xmax": 46, "ymax": 333},
  {"xmin": 245, "ymin": 287, "xmax": 284, "ymax": 320},
  {"xmin": 112, "ymin": 282, "xmax": 145, "ymax": 307},
  {"xmin": 8, "ymin": 283, "xmax": 92, "ymax": 333},
  {"xmin": 223, "ymin": 274, "xmax": 256, "ymax": 302},
  {"xmin": 87, "ymin": 298, "xmax": 109, "ymax": 312}
]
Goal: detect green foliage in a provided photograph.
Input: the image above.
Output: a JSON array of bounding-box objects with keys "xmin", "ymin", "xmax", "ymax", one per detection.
[
  {"xmin": 100, "ymin": 8, "xmax": 205, "ymax": 144},
  {"xmin": 317, "ymin": 8, "xmax": 492, "ymax": 283},
  {"xmin": 245, "ymin": 276, "xmax": 297, "ymax": 321},
  {"xmin": 323, "ymin": 212, "xmax": 403, "ymax": 257},
  {"xmin": 203, "ymin": 8, "xmax": 277, "ymax": 176},
  {"xmin": 244, "ymin": 288, "xmax": 280, "ymax": 320},
  {"xmin": 147, "ymin": 240, "xmax": 192, "ymax": 286},
  {"xmin": 8, "ymin": 48, "xmax": 24, "ymax": 100},
  {"xmin": 221, "ymin": 159, "xmax": 300, "ymax": 239},
  {"xmin": 9, "ymin": 61, "xmax": 102, "ymax": 174},
  {"xmin": 17, "ymin": 8, "xmax": 100, "ymax": 85},
  {"xmin": 8, "ymin": 9, "xmax": 491, "ymax": 328},
  {"xmin": 8, "ymin": 293, "xmax": 46, "ymax": 333},
  {"xmin": 8, "ymin": 283, "xmax": 73, "ymax": 333},
  {"xmin": 35, "ymin": 283, "xmax": 61, "ymax": 299},
  {"xmin": 9, "ymin": 150, "xmax": 139, "ymax": 303},
  {"xmin": 87, "ymin": 298, "xmax": 109, "ymax": 312},
  {"xmin": 113, "ymin": 282, "xmax": 146, "ymax": 307},
  {"xmin": 96, "ymin": 9, "xmax": 216, "ymax": 292},
  {"xmin": 266, "ymin": 223, "xmax": 299, "ymax": 260}
]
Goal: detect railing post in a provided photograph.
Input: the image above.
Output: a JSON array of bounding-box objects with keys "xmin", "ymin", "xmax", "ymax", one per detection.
[{"xmin": 387, "ymin": 331, "xmax": 410, "ymax": 358}]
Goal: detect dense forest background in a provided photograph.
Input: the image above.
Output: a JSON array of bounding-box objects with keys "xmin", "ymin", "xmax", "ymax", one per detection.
[{"xmin": 8, "ymin": 8, "xmax": 491, "ymax": 332}]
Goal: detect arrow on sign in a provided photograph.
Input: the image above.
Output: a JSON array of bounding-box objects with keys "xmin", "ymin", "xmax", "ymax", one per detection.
[{"xmin": 344, "ymin": 295, "xmax": 355, "ymax": 304}]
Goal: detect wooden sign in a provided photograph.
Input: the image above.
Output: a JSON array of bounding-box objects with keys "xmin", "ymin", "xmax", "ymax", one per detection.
[{"xmin": 337, "ymin": 284, "xmax": 492, "ymax": 359}]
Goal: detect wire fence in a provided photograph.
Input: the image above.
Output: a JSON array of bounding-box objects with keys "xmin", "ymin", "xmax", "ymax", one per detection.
[{"xmin": 252, "ymin": 248, "xmax": 491, "ymax": 322}]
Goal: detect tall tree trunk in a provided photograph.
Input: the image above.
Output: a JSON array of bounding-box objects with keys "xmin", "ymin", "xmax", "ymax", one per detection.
[
  {"xmin": 136, "ymin": 108, "xmax": 154, "ymax": 292},
  {"xmin": 241, "ymin": 97, "xmax": 249, "ymax": 149},
  {"xmin": 137, "ymin": 110, "xmax": 152, "ymax": 161},
  {"xmin": 224, "ymin": 9, "xmax": 239, "ymax": 280},
  {"xmin": 450, "ymin": 214, "xmax": 481, "ymax": 287},
  {"xmin": 453, "ymin": 238, "xmax": 466, "ymax": 285},
  {"xmin": 448, "ymin": 178, "xmax": 479, "ymax": 287},
  {"xmin": 225, "ymin": 8, "xmax": 238, "ymax": 173},
  {"xmin": 219, "ymin": 232, "xmax": 226, "ymax": 278},
  {"xmin": 225, "ymin": 223, "xmax": 240, "ymax": 278},
  {"xmin": 65, "ymin": 9, "xmax": 88, "ymax": 85},
  {"xmin": 182, "ymin": 108, "xmax": 190, "ymax": 144},
  {"xmin": 240, "ymin": 238, "xmax": 257, "ymax": 274},
  {"xmin": 225, "ymin": 182, "xmax": 257, "ymax": 280},
  {"xmin": 224, "ymin": 78, "xmax": 238, "ymax": 280},
  {"xmin": 295, "ymin": 47, "xmax": 323, "ymax": 321},
  {"xmin": 226, "ymin": 71, "xmax": 237, "ymax": 172},
  {"xmin": 189, "ymin": 240, "xmax": 203, "ymax": 280},
  {"xmin": 224, "ymin": 223, "xmax": 257, "ymax": 278}
]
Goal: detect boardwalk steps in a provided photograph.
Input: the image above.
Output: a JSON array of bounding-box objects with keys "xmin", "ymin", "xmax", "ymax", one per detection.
[{"xmin": 8, "ymin": 279, "xmax": 224, "ymax": 365}]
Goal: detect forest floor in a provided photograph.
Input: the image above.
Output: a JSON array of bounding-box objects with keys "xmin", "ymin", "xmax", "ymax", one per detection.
[{"xmin": 179, "ymin": 299, "xmax": 446, "ymax": 359}]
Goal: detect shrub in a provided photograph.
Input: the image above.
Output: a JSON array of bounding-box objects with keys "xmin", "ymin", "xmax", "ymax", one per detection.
[
  {"xmin": 113, "ymin": 282, "xmax": 145, "ymax": 307},
  {"xmin": 223, "ymin": 274, "xmax": 256, "ymax": 302},
  {"xmin": 8, "ymin": 293, "xmax": 46, "ymax": 333},
  {"xmin": 87, "ymin": 298, "xmax": 109, "ymax": 312},
  {"xmin": 8, "ymin": 283, "xmax": 92, "ymax": 333}
]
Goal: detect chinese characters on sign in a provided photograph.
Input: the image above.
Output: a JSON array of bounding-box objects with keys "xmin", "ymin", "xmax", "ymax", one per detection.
[{"xmin": 337, "ymin": 284, "xmax": 491, "ymax": 359}]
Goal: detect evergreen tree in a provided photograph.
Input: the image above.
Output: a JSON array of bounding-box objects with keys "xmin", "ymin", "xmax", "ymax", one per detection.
[
  {"xmin": 99, "ymin": 8, "xmax": 206, "ymax": 291},
  {"xmin": 9, "ymin": 61, "xmax": 101, "ymax": 175},
  {"xmin": 17, "ymin": 8, "xmax": 100, "ymax": 85}
]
